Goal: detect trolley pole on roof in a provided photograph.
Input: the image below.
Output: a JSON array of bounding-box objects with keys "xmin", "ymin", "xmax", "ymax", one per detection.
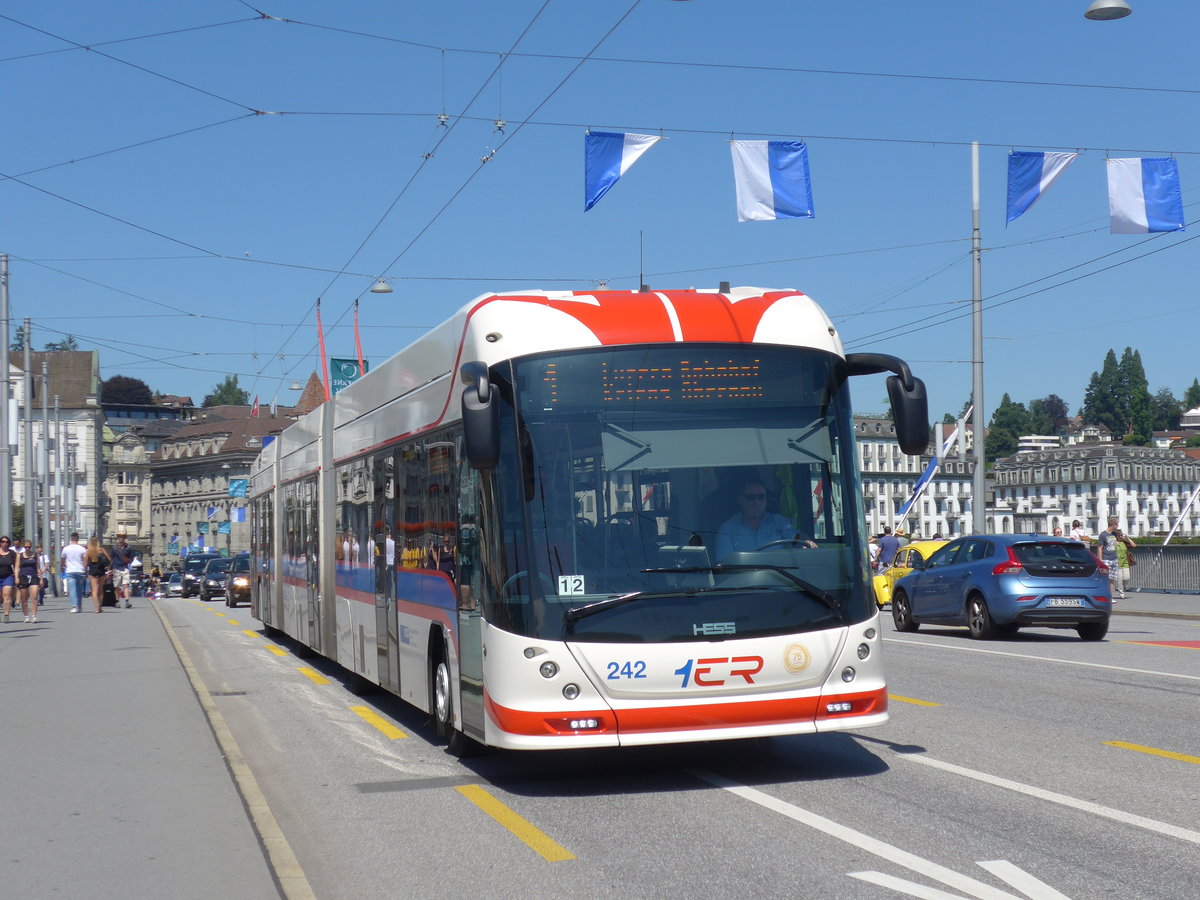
[{"xmin": 971, "ymin": 143, "xmax": 987, "ymax": 534}]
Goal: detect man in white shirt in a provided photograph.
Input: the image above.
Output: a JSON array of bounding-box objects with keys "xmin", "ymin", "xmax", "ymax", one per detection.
[{"xmin": 60, "ymin": 532, "xmax": 87, "ymax": 613}]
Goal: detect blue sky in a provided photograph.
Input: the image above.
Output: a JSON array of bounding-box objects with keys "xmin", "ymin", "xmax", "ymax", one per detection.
[{"xmin": 3, "ymin": 0, "xmax": 1198, "ymax": 422}]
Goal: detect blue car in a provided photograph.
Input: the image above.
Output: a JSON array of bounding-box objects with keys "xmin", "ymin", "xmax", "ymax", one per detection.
[{"xmin": 891, "ymin": 535, "xmax": 1111, "ymax": 641}]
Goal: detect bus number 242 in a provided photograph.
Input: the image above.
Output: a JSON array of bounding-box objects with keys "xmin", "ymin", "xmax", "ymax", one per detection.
[{"xmin": 674, "ymin": 656, "xmax": 763, "ymax": 688}]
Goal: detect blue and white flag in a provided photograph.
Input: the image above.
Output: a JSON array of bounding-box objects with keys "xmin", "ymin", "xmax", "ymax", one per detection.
[
  {"xmin": 1108, "ymin": 157, "xmax": 1185, "ymax": 234},
  {"xmin": 584, "ymin": 131, "xmax": 663, "ymax": 211},
  {"xmin": 895, "ymin": 416, "xmax": 967, "ymax": 524},
  {"xmin": 730, "ymin": 140, "xmax": 814, "ymax": 222},
  {"xmin": 1006, "ymin": 150, "xmax": 1078, "ymax": 224}
]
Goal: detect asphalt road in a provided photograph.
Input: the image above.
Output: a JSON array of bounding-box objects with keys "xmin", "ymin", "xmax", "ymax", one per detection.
[{"xmin": 157, "ymin": 597, "xmax": 1200, "ymax": 900}]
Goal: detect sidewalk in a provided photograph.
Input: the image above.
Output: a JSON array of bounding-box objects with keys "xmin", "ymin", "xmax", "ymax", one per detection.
[
  {"xmin": 1113, "ymin": 590, "xmax": 1200, "ymax": 621},
  {"xmin": 0, "ymin": 591, "xmax": 282, "ymax": 900}
]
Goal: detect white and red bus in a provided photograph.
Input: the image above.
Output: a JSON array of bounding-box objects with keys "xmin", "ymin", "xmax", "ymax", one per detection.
[{"xmin": 250, "ymin": 287, "xmax": 927, "ymax": 752}]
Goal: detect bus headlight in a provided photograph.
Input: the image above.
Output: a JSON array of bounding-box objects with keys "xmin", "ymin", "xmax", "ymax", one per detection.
[
  {"xmin": 841, "ymin": 666, "xmax": 856, "ymax": 683},
  {"xmin": 857, "ymin": 643, "xmax": 870, "ymax": 660},
  {"xmin": 539, "ymin": 661, "xmax": 558, "ymax": 679},
  {"xmin": 562, "ymin": 683, "xmax": 580, "ymax": 700}
]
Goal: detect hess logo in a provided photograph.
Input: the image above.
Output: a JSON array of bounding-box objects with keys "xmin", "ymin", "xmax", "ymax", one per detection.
[{"xmin": 674, "ymin": 656, "xmax": 764, "ymax": 688}]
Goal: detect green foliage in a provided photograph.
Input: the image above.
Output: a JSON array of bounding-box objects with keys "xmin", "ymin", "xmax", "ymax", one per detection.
[
  {"xmin": 985, "ymin": 393, "xmax": 1028, "ymax": 460},
  {"xmin": 1187, "ymin": 435, "xmax": 1200, "ymax": 448},
  {"xmin": 43, "ymin": 335, "xmax": 79, "ymax": 351},
  {"xmin": 202, "ymin": 374, "xmax": 250, "ymax": 407},
  {"xmin": 1185, "ymin": 378, "xmax": 1200, "ymax": 410},
  {"xmin": 10, "ymin": 324, "xmax": 27, "ymax": 352},
  {"xmin": 101, "ymin": 375, "xmax": 154, "ymax": 405},
  {"xmin": 1150, "ymin": 387, "xmax": 1182, "ymax": 431}
]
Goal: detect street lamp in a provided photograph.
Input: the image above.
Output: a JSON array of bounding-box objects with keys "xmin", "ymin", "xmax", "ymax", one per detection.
[
  {"xmin": 1084, "ymin": 0, "xmax": 1132, "ymax": 20},
  {"xmin": 369, "ymin": 278, "xmax": 393, "ymax": 294}
]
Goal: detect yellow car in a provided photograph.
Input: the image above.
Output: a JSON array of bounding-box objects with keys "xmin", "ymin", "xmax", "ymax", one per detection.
[{"xmin": 872, "ymin": 539, "xmax": 949, "ymax": 607}]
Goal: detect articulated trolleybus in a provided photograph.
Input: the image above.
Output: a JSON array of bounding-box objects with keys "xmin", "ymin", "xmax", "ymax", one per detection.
[{"xmin": 250, "ymin": 287, "xmax": 927, "ymax": 753}]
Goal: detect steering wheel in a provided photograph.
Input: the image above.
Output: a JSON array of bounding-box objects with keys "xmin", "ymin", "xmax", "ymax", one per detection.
[
  {"xmin": 500, "ymin": 570, "xmax": 556, "ymax": 597},
  {"xmin": 755, "ymin": 537, "xmax": 817, "ymax": 551}
]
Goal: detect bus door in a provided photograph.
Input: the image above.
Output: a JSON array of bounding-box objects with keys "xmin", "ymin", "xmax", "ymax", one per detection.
[
  {"xmin": 456, "ymin": 462, "xmax": 487, "ymax": 741},
  {"xmin": 373, "ymin": 452, "xmax": 400, "ymax": 691}
]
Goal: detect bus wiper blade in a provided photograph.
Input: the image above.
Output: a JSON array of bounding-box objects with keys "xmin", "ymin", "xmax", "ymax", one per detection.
[
  {"xmin": 642, "ymin": 564, "xmax": 840, "ymax": 611},
  {"xmin": 564, "ymin": 591, "xmax": 646, "ymax": 622},
  {"xmin": 565, "ymin": 579, "xmax": 740, "ymax": 623}
]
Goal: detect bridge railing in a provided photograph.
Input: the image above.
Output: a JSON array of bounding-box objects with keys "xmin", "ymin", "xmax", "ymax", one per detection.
[{"xmin": 1126, "ymin": 544, "xmax": 1200, "ymax": 594}]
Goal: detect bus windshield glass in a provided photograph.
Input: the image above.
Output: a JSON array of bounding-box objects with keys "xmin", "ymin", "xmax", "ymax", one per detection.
[{"xmin": 483, "ymin": 344, "xmax": 872, "ymax": 643}]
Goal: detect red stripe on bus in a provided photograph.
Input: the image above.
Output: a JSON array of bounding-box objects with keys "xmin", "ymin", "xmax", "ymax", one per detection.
[{"xmin": 484, "ymin": 686, "xmax": 885, "ymax": 737}]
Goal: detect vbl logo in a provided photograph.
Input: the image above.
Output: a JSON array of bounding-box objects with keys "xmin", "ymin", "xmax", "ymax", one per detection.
[{"xmin": 674, "ymin": 655, "xmax": 763, "ymax": 688}]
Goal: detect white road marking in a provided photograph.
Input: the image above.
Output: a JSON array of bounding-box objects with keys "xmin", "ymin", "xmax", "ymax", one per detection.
[
  {"xmin": 692, "ymin": 770, "xmax": 1022, "ymax": 900},
  {"xmin": 977, "ymin": 860, "xmax": 1071, "ymax": 900},
  {"xmin": 895, "ymin": 751, "xmax": 1200, "ymax": 846},
  {"xmin": 885, "ymin": 637, "xmax": 1200, "ymax": 682},
  {"xmin": 850, "ymin": 870, "xmax": 968, "ymax": 898}
]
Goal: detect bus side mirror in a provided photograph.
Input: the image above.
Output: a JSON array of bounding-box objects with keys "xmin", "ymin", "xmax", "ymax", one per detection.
[
  {"xmin": 460, "ymin": 361, "xmax": 499, "ymax": 469},
  {"xmin": 887, "ymin": 373, "xmax": 929, "ymax": 456},
  {"xmin": 844, "ymin": 352, "xmax": 929, "ymax": 456}
]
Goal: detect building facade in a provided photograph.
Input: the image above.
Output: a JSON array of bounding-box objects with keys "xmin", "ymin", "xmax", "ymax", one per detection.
[
  {"xmin": 856, "ymin": 416, "xmax": 977, "ymax": 539},
  {"xmin": 991, "ymin": 443, "xmax": 1200, "ymax": 537}
]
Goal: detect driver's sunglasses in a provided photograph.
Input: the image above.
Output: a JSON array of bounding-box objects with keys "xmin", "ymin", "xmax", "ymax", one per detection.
[{"xmin": 741, "ymin": 493, "xmax": 766, "ymax": 501}]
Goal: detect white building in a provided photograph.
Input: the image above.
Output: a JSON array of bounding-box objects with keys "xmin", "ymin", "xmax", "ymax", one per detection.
[
  {"xmin": 856, "ymin": 416, "xmax": 976, "ymax": 539},
  {"xmin": 991, "ymin": 444, "xmax": 1200, "ymax": 537},
  {"xmin": 9, "ymin": 350, "xmax": 105, "ymax": 546}
]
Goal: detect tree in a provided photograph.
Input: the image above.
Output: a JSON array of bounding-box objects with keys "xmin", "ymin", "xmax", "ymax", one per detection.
[
  {"xmin": 44, "ymin": 335, "xmax": 79, "ymax": 351},
  {"xmin": 202, "ymin": 374, "xmax": 249, "ymax": 407},
  {"xmin": 985, "ymin": 393, "xmax": 1028, "ymax": 461},
  {"xmin": 1120, "ymin": 348, "xmax": 1153, "ymax": 442},
  {"xmin": 1184, "ymin": 378, "xmax": 1200, "ymax": 411},
  {"xmin": 1081, "ymin": 349, "xmax": 1126, "ymax": 436},
  {"xmin": 10, "ymin": 324, "xmax": 27, "ymax": 352},
  {"xmin": 1149, "ymin": 387, "xmax": 1182, "ymax": 431},
  {"xmin": 101, "ymin": 375, "xmax": 154, "ymax": 405}
]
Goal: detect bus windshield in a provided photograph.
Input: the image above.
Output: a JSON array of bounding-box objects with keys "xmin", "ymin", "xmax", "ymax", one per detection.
[{"xmin": 482, "ymin": 344, "xmax": 872, "ymax": 643}]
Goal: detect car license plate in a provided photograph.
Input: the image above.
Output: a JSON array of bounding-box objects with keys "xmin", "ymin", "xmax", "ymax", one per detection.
[{"xmin": 1046, "ymin": 597, "xmax": 1083, "ymax": 607}]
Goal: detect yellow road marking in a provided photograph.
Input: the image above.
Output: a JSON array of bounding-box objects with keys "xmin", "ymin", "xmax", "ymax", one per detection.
[
  {"xmin": 349, "ymin": 705, "xmax": 407, "ymax": 740},
  {"xmin": 297, "ymin": 667, "xmax": 330, "ymax": 685},
  {"xmin": 1105, "ymin": 740, "xmax": 1200, "ymax": 766},
  {"xmin": 228, "ymin": 619, "xmax": 240, "ymax": 626},
  {"xmin": 456, "ymin": 784, "xmax": 574, "ymax": 862},
  {"xmin": 242, "ymin": 629, "xmax": 260, "ymax": 639},
  {"xmin": 265, "ymin": 645, "xmax": 287, "ymax": 657},
  {"xmin": 212, "ymin": 611, "xmax": 226, "ymax": 617},
  {"xmin": 889, "ymin": 693, "xmax": 941, "ymax": 707}
]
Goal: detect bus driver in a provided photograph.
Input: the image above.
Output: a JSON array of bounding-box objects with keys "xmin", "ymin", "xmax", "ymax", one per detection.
[{"xmin": 714, "ymin": 479, "xmax": 816, "ymax": 561}]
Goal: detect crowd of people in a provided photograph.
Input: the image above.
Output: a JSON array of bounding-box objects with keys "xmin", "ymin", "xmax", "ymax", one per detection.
[{"xmin": 0, "ymin": 531, "xmax": 147, "ymax": 625}]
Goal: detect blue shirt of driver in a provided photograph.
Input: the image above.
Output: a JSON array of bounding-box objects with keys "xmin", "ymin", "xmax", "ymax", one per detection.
[{"xmin": 715, "ymin": 513, "xmax": 797, "ymax": 560}]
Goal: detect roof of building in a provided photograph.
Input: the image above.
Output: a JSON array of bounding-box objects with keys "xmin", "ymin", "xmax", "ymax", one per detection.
[
  {"xmin": 293, "ymin": 373, "xmax": 325, "ymax": 416},
  {"xmin": 9, "ymin": 350, "xmax": 101, "ymax": 409}
]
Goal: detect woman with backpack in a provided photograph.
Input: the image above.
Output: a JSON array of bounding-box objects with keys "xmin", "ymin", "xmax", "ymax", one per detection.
[
  {"xmin": 0, "ymin": 536, "xmax": 17, "ymax": 623},
  {"xmin": 16, "ymin": 539, "xmax": 41, "ymax": 623},
  {"xmin": 85, "ymin": 536, "xmax": 112, "ymax": 613}
]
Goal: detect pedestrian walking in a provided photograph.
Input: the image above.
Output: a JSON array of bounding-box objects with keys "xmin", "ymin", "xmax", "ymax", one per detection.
[
  {"xmin": 85, "ymin": 536, "xmax": 112, "ymax": 614},
  {"xmin": 60, "ymin": 532, "xmax": 87, "ymax": 612},
  {"xmin": 1113, "ymin": 529, "xmax": 1136, "ymax": 601},
  {"xmin": 876, "ymin": 526, "xmax": 901, "ymax": 571},
  {"xmin": 16, "ymin": 539, "xmax": 41, "ymax": 623},
  {"xmin": 1070, "ymin": 519, "xmax": 1092, "ymax": 545},
  {"xmin": 1096, "ymin": 517, "xmax": 1121, "ymax": 601},
  {"xmin": 0, "ymin": 536, "xmax": 18, "ymax": 623},
  {"xmin": 109, "ymin": 533, "xmax": 135, "ymax": 608}
]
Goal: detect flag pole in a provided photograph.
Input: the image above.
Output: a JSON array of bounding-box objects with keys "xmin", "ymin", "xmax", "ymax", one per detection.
[
  {"xmin": 354, "ymin": 299, "xmax": 365, "ymax": 379},
  {"xmin": 316, "ymin": 300, "xmax": 332, "ymax": 403},
  {"xmin": 971, "ymin": 142, "xmax": 987, "ymax": 535}
]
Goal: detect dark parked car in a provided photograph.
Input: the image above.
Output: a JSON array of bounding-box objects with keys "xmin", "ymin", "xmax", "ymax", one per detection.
[
  {"xmin": 225, "ymin": 553, "xmax": 251, "ymax": 607},
  {"xmin": 181, "ymin": 552, "xmax": 222, "ymax": 597},
  {"xmin": 198, "ymin": 557, "xmax": 234, "ymax": 601},
  {"xmin": 892, "ymin": 535, "xmax": 1112, "ymax": 641}
]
